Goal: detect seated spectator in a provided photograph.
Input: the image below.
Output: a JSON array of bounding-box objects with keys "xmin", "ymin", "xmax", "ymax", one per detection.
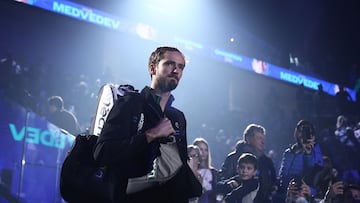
[
  {"xmin": 46, "ymin": 95, "xmax": 81, "ymax": 135},
  {"xmin": 216, "ymin": 153, "xmax": 259, "ymax": 203}
]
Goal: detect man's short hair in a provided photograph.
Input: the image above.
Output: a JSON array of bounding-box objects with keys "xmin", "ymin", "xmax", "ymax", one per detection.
[
  {"xmin": 48, "ymin": 96, "xmax": 64, "ymax": 110},
  {"xmin": 243, "ymin": 124, "xmax": 265, "ymax": 140},
  {"xmin": 148, "ymin": 46, "xmax": 184, "ymax": 67},
  {"xmin": 237, "ymin": 153, "xmax": 258, "ymax": 170}
]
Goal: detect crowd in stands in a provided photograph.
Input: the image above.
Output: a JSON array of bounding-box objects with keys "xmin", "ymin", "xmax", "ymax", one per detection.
[
  {"xmin": 1, "ymin": 53, "xmax": 360, "ymax": 202},
  {"xmin": 188, "ymin": 121, "xmax": 360, "ymax": 202},
  {"xmin": 0, "ymin": 53, "xmax": 114, "ymax": 131}
]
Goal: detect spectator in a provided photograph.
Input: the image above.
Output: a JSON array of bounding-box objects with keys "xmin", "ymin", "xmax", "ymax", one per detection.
[
  {"xmin": 312, "ymin": 83, "xmax": 331, "ymax": 117},
  {"xmin": 277, "ymin": 120, "xmax": 324, "ymax": 202},
  {"xmin": 187, "ymin": 144, "xmax": 202, "ymax": 203},
  {"xmin": 335, "ymin": 85, "xmax": 353, "ymax": 115},
  {"xmin": 46, "ymin": 95, "xmax": 81, "ymax": 135},
  {"xmin": 219, "ymin": 124, "xmax": 277, "ymax": 203},
  {"xmin": 217, "ymin": 153, "xmax": 259, "ymax": 203},
  {"xmin": 193, "ymin": 137, "xmax": 219, "ymax": 203}
]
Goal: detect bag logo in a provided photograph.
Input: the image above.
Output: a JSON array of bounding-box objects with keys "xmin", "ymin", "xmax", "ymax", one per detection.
[{"xmin": 137, "ymin": 113, "xmax": 144, "ymax": 132}]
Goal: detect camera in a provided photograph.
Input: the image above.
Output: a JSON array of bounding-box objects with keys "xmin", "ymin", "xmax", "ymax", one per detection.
[{"xmin": 301, "ymin": 126, "xmax": 312, "ymax": 142}]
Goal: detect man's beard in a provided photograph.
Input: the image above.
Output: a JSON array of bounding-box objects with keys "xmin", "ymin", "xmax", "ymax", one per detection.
[{"xmin": 157, "ymin": 76, "xmax": 178, "ymax": 92}]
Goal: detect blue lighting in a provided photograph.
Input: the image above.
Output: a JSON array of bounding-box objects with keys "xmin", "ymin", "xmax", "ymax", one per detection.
[
  {"xmin": 214, "ymin": 49, "xmax": 243, "ymax": 62},
  {"xmin": 174, "ymin": 37, "xmax": 204, "ymax": 50},
  {"xmin": 16, "ymin": 0, "xmax": 130, "ymax": 31},
  {"xmin": 15, "ymin": 0, "xmax": 356, "ymax": 100}
]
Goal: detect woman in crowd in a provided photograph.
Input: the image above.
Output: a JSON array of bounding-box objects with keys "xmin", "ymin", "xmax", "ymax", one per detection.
[{"xmin": 193, "ymin": 137, "xmax": 219, "ymax": 203}]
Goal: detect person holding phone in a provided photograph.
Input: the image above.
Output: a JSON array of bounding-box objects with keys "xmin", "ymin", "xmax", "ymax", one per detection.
[{"xmin": 276, "ymin": 120, "xmax": 324, "ymax": 203}]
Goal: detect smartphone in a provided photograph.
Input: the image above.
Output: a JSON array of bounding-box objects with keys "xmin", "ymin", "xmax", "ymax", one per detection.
[{"xmin": 293, "ymin": 174, "xmax": 303, "ymax": 190}]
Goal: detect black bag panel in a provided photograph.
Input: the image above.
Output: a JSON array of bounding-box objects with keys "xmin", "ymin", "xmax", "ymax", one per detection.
[{"xmin": 60, "ymin": 134, "xmax": 115, "ymax": 203}]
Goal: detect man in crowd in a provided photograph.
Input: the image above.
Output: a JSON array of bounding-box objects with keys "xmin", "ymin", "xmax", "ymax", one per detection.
[
  {"xmin": 219, "ymin": 124, "xmax": 277, "ymax": 202},
  {"xmin": 47, "ymin": 95, "xmax": 80, "ymax": 135},
  {"xmin": 277, "ymin": 120, "xmax": 324, "ymax": 202}
]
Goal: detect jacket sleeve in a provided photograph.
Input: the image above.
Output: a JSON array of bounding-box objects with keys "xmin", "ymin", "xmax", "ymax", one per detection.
[
  {"xmin": 257, "ymin": 155, "xmax": 277, "ymax": 199},
  {"xmin": 216, "ymin": 176, "xmax": 238, "ymax": 195},
  {"xmin": 224, "ymin": 178, "xmax": 259, "ymax": 203},
  {"xmin": 278, "ymin": 148, "xmax": 293, "ymax": 191},
  {"xmin": 93, "ymin": 94, "xmax": 149, "ymax": 169}
]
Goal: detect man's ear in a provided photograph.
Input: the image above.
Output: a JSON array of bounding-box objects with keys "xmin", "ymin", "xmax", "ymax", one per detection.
[{"xmin": 149, "ymin": 63, "xmax": 156, "ymax": 75}]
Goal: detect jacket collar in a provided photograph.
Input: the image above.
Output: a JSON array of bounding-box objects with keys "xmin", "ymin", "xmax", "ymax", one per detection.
[{"xmin": 141, "ymin": 86, "xmax": 175, "ymax": 109}]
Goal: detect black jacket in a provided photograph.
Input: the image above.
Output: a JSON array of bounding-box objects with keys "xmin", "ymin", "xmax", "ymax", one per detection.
[
  {"xmin": 217, "ymin": 175, "xmax": 259, "ymax": 203},
  {"xmin": 94, "ymin": 86, "xmax": 201, "ymax": 202},
  {"xmin": 219, "ymin": 142, "xmax": 277, "ymax": 203}
]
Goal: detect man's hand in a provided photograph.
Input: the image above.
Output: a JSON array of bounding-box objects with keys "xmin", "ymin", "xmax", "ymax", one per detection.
[
  {"xmin": 145, "ymin": 117, "xmax": 175, "ymax": 143},
  {"xmin": 299, "ymin": 180, "xmax": 311, "ymax": 197},
  {"xmin": 187, "ymin": 158, "xmax": 201, "ymax": 182},
  {"xmin": 287, "ymin": 179, "xmax": 311, "ymax": 202},
  {"xmin": 302, "ymin": 136, "xmax": 315, "ymax": 154},
  {"xmin": 287, "ymin": 179, "xmax": 301, "ymax": 197},
  {"xmin": 188, "ymin": 157, "xmax": 199, "ymax": 172}
]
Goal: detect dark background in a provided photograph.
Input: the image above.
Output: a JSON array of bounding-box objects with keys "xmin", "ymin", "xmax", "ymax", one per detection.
[{"xmin": 71, "ymin": 0, "xmax": 360, "ymax": 87}]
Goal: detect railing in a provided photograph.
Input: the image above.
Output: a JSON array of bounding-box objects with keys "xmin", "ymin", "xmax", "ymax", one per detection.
[{"xmin": 0, "ymin": 94, "xmax": 74, "ymax": 203}]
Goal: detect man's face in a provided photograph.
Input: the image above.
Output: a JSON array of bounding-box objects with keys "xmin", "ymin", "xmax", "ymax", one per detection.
[
  {"xmin": 295, "ymin": 125, "xmax": 314, "ymax": 144},
  {"xmin": 150, "ymin": 51, "xmax": 185, "ymax": 92},
  {"xmin": 49, "ymin": 105, "xmax": 57, "ymax": 113},
  {"xmin": 237, "ymin": 163, "xmax": 257, "ymax": 180},
  {"xmin": 247, "ymin": 131, "xmax": 265, "ymax": 152}
]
